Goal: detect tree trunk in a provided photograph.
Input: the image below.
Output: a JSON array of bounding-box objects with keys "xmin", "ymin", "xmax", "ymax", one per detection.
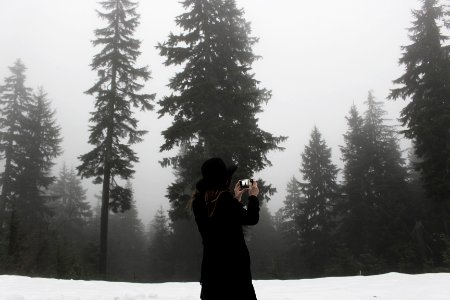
[
  {"xmin": 99, "ymin": 91, "xmax": 116, "ymax": 278},
  {"xmin": 0, "ymin": 144, "xmax": 13, "ymax": 233},
  {"xmin": 99, "ymin": 1, "xmax": 122, "ymax": 279},
  {"xmin": 99, "ymin": 36, "xmax": 119, "ymax": 278},
  {"xmin": 99, "ymin": 152, "xmax": 111, "ymax": 278}
]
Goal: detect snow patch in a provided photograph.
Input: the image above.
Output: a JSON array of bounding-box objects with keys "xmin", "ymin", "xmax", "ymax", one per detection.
[{"xmin": 1, "ymin": 273, "xmax": 450, "ymax": 300}]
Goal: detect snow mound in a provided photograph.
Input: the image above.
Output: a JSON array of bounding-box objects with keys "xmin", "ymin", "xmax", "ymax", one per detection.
[{"xmin": 1, "ymin": 272, "xmax": 449, "ymax": 300}]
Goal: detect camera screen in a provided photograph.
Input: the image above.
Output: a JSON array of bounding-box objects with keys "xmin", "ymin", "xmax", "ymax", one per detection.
[{"xmin": 239, "ymin": 179, "xmax": 253, "ymax": 189}]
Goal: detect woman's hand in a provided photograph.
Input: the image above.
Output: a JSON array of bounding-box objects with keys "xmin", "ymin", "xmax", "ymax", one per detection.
[
  {"xmin": 234, "ymin": 181, "xmax": 246, "ymax": 202},
  {"xmin": 248, "ymin": 180, "xmax": 259, "ymax": 197},
  {"xmin": 234, "ymin": 180, "xmax": 259, "ymax": 201}
]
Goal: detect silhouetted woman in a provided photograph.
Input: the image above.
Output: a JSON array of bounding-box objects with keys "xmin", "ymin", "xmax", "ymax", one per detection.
[{"xmin": 191, "ymin": 157, "xmax": 260, "ymax": 300}]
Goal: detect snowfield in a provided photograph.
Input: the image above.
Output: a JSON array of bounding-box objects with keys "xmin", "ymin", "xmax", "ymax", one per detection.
[{"xmin": 1, "ymin": 272, "xmax": 449, "ymax": 300}]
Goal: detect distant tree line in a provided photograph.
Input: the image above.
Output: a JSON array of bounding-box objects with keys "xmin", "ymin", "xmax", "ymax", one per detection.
[{"xmin": 0, "ymin": 0, "xmax": 449, "ymax": 282}]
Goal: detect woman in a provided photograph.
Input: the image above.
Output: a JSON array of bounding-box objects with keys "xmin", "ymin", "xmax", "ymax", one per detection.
[{"xmin": 191, "ymin": 157, "xmax": 260, "ymax": 300}]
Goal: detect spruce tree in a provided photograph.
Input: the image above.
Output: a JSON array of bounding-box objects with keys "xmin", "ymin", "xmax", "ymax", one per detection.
[
  {"xmin": 50, "ymin": 164, "xmax": 91, "ymax": 231},
  {"xmin": 389, "ymin": 0, "xmax": 450, "ymax": 235},
  {"xmin": 15, "ymin": 86, "xmax": 61, "ymax": 220},
  {"xmin": 0, "ymin": 59, "xmax": 32, "ymax": 233},
  {"xmin": 157, "ymin": 0, "xmax": 286, "ymax": 279},
  {"xmin": 13, "ymin": 87, "xmax": 62, "ymax": 274},
  {"xmin": 298, "ymin": 127, "xmax": 339, "ymax": 276},
  {"xmin": 363, "ymin": 92, "xmax": 411, "ymax": 266},
  {"xmin": 158, "ymin": 0, "xmax": 286, "ymax": 213},
  {"xmin": 276, "ymin": 177, "xmax": 304, "ymax": 277},
  {"xmin": 340, "ymin": 92, "xmax": 413, "ymax": 273},
  {"xmin": 338, "ymin": 105, "xmax": 367, "ymax": 267},
  {"xmin": 77, "ymin": 0, "xmax": 154, "ymax": 277},
  {"xmin": 49, "ymin": 164, "xmax": 92, "ymax": 278},
  {"xmin": 157, "ymin": 0, "xmax": 286, "ymax": 213},
  {"xmin": 20, "ymin": 87, "xmax": 62, "ymax": 197},
  {"xmin": 0, "ymin": 62, "xmax": 62, "ymax": 273},
  {"xmin": 279, "ymin": 177, "xmax": 303, "ymax": 246}
]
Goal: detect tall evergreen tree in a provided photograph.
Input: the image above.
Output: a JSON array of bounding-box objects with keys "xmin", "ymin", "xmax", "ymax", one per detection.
[
  {"xmin": 277, "ymin": 177, "xmax": 307, "ymax": 278},
  {"xmin": 17, "ymin": 87, "xmax": 62, "ymax": 211},
  {"xmin": 50, "ymin": 165, "xmax": 90, "ymax": 275},
  {"xmin": 0, "ymin": 59, "xmax": 32, "ymax": 234},
  {"xmin": 297, "ymin": 127, "xmax": 339, "ymax": 276},
  {"xmin": 340, "ymin": 92, "xmax": 414, "ymax": 274},
  {"xmin": 77, "ymin": 0, "xmax": 154, "ymax": 278},
  {"xmin": 50, "ymin": 164, "xmax": 91, "ymax": 232},
  {"xmin": 49, "ymin": 164, "xmax": 92, "ymax": 278},
  {"xmin": 158, "ymin": 0, "xmax": 286, "ymax": 213},
  {"xmin": 338, "ymin": 104, "xmax": 366, "ymax": 269},
  {"xmin": 157, "ymin": 0, "xmax": 286, "ymax": 279},
  {"xmin": 389, "ymin": 0, "xmax": 450, "ymax": 235},
  {"xmin": 279, "ymin": 177, "xmax": 303, "ymax": 248},
  {"xmin": 12, "ymin": 87, "xmax": 61, "ymax": 274},
  {"xmin": 0, "ymin": 63, "xmax": 61, "ymax": 274}
]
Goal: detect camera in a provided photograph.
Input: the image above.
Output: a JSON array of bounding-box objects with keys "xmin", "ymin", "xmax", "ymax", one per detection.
[{"xmin": 239, "ymin": 179, "xmax": 254, "ymax": 189}]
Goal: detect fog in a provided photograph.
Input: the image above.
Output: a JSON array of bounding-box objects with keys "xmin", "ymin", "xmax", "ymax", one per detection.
[{"xmin": 0, "ymin": 0, "xmax": 419, "ymax": 224}]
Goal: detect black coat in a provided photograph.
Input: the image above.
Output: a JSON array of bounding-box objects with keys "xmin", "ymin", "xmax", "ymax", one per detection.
[{"xmin": 192, "ymin": 191, "xmax": 260, "ymax": 300}]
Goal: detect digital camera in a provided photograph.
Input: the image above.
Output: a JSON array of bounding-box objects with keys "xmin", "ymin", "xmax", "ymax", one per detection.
[{"xmin": 239, "ymin": 179, "xmax": 254, "ymax": 189}]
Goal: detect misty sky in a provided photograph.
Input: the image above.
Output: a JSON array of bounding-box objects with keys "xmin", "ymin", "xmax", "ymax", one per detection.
[{"xmin": 0, "ymin": 0, "xmax": 423, "ymax": 224}]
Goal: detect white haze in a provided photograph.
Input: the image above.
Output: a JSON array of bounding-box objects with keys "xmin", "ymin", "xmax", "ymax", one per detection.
[{"xmin": 0, "ymin": 0, "xmax": 421, "ymax": 224}]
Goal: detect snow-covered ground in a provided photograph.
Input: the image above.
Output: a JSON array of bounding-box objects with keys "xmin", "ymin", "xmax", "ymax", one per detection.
[{"xmin": 1, "ymin": 272, "xmax": 449, "ymax": 300}]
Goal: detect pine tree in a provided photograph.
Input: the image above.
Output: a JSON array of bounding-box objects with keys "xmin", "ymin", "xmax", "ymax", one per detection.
[
  {"xmin": 276, "ymin": 177, "xmax": 304, "ymax": 277},
  {"xmin": 0, "ymin": 59, "xmax": 32, "ymax": 233},
  {"xmin": 279, "ymin": 177, "xmax": 303, "ymax": 246},
  {"xmin": 50, "ymin": 164, "xmax": 91, "ymax": 231},
  {"xmin": 389, "ymin": 0, "xmax": 450, "ymax": 235},
  {"xmin": 17, "ymin": 87, "xmax": 62, "ymax": 210},
  {"xmin": 12, "ymin": 87, "xmax": 62, "ymax": 274},
  {"xmin": 157, "ymin": 0, "xmax": 286, "ymax": 214},
  {"xmin": 77, "ymin": 0, "xmax": 154, "ymax": 278},
  {"xmin": 147, "ymin": 206, "xmax": 173, "ymax": 282},
  {"xmin": 0, "ymin": 63, "xmax": 61, "ymax": 274},
  {"xmin": 50, "ymin": 164, "xmax": 90, "ymax": 277},
  {"xmin": 337, "ymin": 104, "xmax": 367, "ymax": 271},
  {"xmin": 157, "ymin": 0, "xmax": 286, "ymax": 279},
  {"xmin": 363, "ymin": 92, "xmax": 411, "ymax": 267},
  {"xmin": 340, "ymin": 92, "xmax": 414, "ymax": 273},
  {"xmin": 297, "ymin": 127, "xmax": 339, "ymax": 276},
  {"xmin": 49, "ymin": 164, "xmax": 92, "ymax": 278}
]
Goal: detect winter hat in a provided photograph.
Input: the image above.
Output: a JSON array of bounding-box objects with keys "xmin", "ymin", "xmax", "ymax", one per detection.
[{"xmin": 196, "ymin": 157, "xmax": 237, "ymax": 191}]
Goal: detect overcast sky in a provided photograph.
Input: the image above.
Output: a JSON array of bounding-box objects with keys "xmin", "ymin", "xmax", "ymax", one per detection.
[{"xmin": 0, "ymin": 0, "xmax": 424, "ymax": 224}]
